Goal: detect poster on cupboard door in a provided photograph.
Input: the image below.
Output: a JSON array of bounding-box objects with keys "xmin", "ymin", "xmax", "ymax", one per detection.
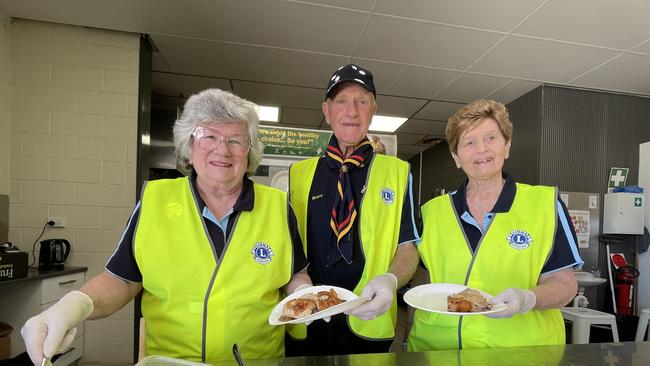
[
  {"xmin": 559, "ymin": 192, "xmax": 600, "ymax": 269},
  {"xmin": 637, "ymin": 142, "xmax": 650, "ymax": 310}
]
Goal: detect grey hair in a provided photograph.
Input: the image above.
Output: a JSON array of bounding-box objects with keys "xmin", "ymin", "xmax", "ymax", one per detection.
[{"xmin": 173, "ymin": 88, "xmax": 264, "ymax": 176}]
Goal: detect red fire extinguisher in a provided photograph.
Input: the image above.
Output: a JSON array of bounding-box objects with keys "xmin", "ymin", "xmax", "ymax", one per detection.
[
  {"xmin": 614, "ymin": 265, "xmax": 640, "ymax": 316},
  {"xmin": 610, "ymin": 253, "xmax": 640, "ymax": 316}
]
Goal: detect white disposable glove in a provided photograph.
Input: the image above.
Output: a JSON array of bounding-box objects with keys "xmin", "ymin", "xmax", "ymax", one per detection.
[
  {"xmin": 348, "ymin": 273, "xmax": 398, "ymax": 320},
  {"xmin": 21, "ymin": 291, "xmax": 94, "ymax": 364},
  {"xmin": 487, "ymin": 288, "xmax": 536, "ymax": 318}
]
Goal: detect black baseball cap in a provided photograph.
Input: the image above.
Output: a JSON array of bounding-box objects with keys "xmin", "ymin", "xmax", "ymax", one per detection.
[{"xmin": 325, "ymin": 64, "xmax": 376, "ymax": 100}]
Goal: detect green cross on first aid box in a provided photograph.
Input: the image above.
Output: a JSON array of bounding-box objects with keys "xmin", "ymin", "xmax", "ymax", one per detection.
[{"xmin": 608, "ymin": 167, "xmax": 629, "ymax": 189}]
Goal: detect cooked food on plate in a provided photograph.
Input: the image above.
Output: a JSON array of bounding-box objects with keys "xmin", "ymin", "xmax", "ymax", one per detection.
[
  {"xmin": 447, "ymin": 288, "xmax": 492, "ymax": 312},
  {"xmin": 282, "ymin": 297, "xmax": 317, "ymax": 319},
  {"xmin": 315, "ymin": 288, "xmax": 344, "ymax": 311},
  {"xmin": 280, "ymin": 288, "xmax": 345, "ymax": 321}
]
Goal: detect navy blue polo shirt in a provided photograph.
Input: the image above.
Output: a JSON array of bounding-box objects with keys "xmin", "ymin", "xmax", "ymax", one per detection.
[
  {"xmin": 306, "ymin": 154, "xmax": 421, "ymax": 290},
  {"xmin": 442, "ymin": 173, "xmax": 583, "ymax": 275},
  {"xmin": 106, "ymin": 173, "xmax": 308, "ymax": 282}
]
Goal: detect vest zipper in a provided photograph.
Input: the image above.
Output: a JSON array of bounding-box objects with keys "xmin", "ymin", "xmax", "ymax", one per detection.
[{"xmin": 448, "ymin": 194, "xmax": 498, "ymax": 350}]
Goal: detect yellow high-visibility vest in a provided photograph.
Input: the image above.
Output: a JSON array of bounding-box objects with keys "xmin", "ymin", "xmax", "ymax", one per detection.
[
  {"xmin": 135, "ymin": 177, "xmax": 293, "ymax": 361},
  {"xmin": 409, "ymin": 183, "xmax": 565, "ymax": 350},
  {"xmin": 289, "ymin": 154, "xmax": 409, "ymax": 339}
]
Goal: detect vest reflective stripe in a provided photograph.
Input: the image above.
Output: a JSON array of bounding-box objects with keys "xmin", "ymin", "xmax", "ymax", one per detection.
[
  {"xmin": 409, "ymin": 183, "xmax": 565, "ymax": 350},
  {"xmin": 289, "ymin": 155, "xmax": 409, "ymax": 339},
  {"xmin": 135, "ymin": 178, "xmax": 292, "ymax": 361}
]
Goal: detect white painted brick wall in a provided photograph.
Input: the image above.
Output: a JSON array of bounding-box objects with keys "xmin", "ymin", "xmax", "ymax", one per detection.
[
  {"xmin": 77, "ymin": 137, "xmax": 103, "ymax": 160},
  {"xmin": 9, "ymin": 19, "xmax": 139, "ymax": 365},
  {"xmin": 11, "ymin": 108, "xmax": 50, "ymax": 133},
  {"xmin": 102, "ymin": 138, "xmax": 129, "ymax": 162},
  {"xmin": 52, "ymin": 111, "xmax": 103, "ymax": 136},
  {"xmin": 100, "ymin": 207, "xmax": 134, "ymax": 229},
  {"xmin": 51, "ymin": 158, "xmax": 102, "ymax": 183}
]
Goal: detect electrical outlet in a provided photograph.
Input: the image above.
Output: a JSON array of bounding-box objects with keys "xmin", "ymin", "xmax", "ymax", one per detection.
[{"xmin": 48, "ymin": 216, "xmax": 67, "ymax": 228}]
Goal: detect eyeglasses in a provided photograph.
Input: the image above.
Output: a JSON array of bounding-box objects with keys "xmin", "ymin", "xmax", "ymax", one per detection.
[{"xmin": 192, "ymin": 127, "xmax": 250, "ymax": 155}]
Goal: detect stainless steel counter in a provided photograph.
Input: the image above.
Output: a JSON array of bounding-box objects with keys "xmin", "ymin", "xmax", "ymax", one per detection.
[{"xmin": 209, "ymin": 341, "xmax": 650, "ymax": 366}]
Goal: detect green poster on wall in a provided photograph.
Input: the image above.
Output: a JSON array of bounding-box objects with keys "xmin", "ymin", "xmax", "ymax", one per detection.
[{"xmin": 259, "ymin": 125, "xmax": 332, "ymax": 157}]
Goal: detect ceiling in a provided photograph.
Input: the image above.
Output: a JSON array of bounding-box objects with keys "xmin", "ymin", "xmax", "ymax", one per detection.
[{"xmin": 2, "ymin": 0, "xmax": 650, "ymax": 160}]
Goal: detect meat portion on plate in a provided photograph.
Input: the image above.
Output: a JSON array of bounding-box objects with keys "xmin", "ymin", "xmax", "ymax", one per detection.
[
  {"xmin": 280, "ymin": 288, "xmax": 345, "ymax": 321},
  {"xmin": 447, "ymin": 288, "xmax": 492, "ymax": 312},
  {"xmin": 282, "ymin": 297, "xmax": 317, "ymax": 319},
  {"xmin": 315, "ymin": 288, "xmax": 344, "ymax": 311}
]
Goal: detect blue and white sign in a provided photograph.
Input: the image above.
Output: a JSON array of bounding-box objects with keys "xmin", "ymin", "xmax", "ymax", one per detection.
[
  {"xmin": 380, "ymin": 187, "xmax": 395, "ymax": 205},
  {"xmin": 507, "ymin": 230, "xmax": 533, "ymax": 250},
  {"xmin": 251, "ymin": 242, "xmax": 274, "ymax": 264}
]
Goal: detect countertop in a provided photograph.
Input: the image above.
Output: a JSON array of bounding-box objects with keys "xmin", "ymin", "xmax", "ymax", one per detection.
[
  {"xmin": 0, "ymin": 266, "xmax": 87, "ymax": 286},
  {"xmin": 205, "ymin": 341, "xmax": 650, "ymax": 366}
]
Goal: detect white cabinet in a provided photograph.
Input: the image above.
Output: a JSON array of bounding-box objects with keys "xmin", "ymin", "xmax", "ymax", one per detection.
[
  {"xmin": 603, "ymin": 192, "xmax": 645, "ymax": 234},
  {"xmin": 0, "ymin": 269, "xmax": 86, "ymax": 364}
]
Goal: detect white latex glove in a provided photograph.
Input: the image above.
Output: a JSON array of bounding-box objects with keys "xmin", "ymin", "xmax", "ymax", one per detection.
[
  {"xmin": 21, "ymin": 291, "xmax": 94, "ymax": 364},
  {"xmin": 487, "ymin": 288, "xmax": 536, "ymax": 318},
  {"xmin": 348, "ymin": 273, "xmax": 398, "ymax": 320}
]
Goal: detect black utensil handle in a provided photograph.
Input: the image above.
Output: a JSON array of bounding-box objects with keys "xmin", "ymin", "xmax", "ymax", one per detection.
[
  {"xmin": 232, "ymin": 343, "xmax": 245, "ymax": 366},
  {"xmin": 49, "ymin": 347, "xmax": 74, "ymax": 363}
]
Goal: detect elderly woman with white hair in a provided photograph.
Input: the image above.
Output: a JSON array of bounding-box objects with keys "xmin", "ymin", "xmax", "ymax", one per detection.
[{"xmin": 21, "ymin": 88, "xmax": 312, "ymax": 364}]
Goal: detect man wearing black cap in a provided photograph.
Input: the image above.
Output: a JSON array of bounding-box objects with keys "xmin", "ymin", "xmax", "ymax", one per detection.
[{"xmin": 287, "ymin": 64, "xmax": 420, "ymax": 356}]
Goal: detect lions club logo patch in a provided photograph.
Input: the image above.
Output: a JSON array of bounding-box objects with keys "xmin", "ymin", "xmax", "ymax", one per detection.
[
  {"xmin": 380, "ymin": 187, "xmax": 395, "ymax": 205},
  {"xmin": 507, "ymin": 230, "xmax": 533, "ymax": 250},
  {"xmin": 251, "ymin": 242, "xmax": 274, "ymax": 264}
]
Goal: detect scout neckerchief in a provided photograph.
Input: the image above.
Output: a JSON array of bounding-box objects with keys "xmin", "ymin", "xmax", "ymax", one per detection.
[{"xmin": 324, "ymin": 136, "xmax": 373, "ymax": 264}]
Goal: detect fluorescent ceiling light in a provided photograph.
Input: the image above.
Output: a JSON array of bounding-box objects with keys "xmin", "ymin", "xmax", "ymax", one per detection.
[
  {"xmin": 369, "ymin": 115, "xmax": 408, "ymax": 132},
  {"xmin": 257, "ymin": 105, "xmax": 279, "ymax": 122}
]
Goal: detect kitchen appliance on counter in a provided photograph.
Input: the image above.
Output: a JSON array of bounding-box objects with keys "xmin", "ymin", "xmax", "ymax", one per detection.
[
  {"xmin": 0, "ymin": 243, "xmax": 28, "ymax": 282},
  {"xmin": 38, "ymin": 239, "xmax": 70, "ymax": 270}
]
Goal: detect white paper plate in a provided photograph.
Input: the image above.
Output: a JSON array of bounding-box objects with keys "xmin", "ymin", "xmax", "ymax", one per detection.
[
  {"xmin": 404, "ymin": 283, "xmax": 507, "ymax": 316},
  {"xmin": 270, "ymin": 170, "xmax": 289, "ymax": 192},
  {"xmin": 269, "ymin": 285, "xmax": 369, "ymax": 325}
]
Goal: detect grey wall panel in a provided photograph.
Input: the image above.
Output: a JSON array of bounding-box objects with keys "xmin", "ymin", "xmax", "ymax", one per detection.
[
  {"xmin": 538, "ymin": 86, "xmax": 650, "ymax": 193},
  {"xmin": 539, "ymin": 86, "xmax": 608, "ymax": 192},
  {"xmin": 604, "ymin": 93, "xmax": 650, "ymax": 188},
  {"xmin": 417, "ymin": 141, "xmax": 465, "ymax": 203},
  {"xmin": 505, "ymin": 86, "xmax": 543, "ymax": 185}
]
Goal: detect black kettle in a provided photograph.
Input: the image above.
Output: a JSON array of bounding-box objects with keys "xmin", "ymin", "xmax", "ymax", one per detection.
[{"xmin": 39, "ymin": 239, "xmax": 71, "ymax": 270}]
